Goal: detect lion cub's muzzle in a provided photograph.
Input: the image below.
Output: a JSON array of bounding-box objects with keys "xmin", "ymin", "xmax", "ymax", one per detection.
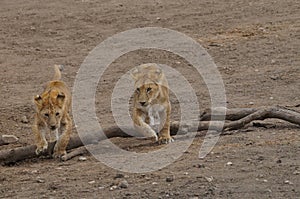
[{"xmin": 139, "ymin": 101, "xmax": 147, "ymax": 106}]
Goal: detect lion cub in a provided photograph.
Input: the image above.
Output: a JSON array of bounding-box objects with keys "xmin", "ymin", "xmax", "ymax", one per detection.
[
  {"xmin": 131, "ymin": 63, "xmax": 173, "ymax": 144},
  {"xmin": 32, "ymin": 65, "xmax": 72, "ymax": 158}
]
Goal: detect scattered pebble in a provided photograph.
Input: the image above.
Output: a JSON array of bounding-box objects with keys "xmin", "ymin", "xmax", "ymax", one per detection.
[
  {"xmin": 257, "ymin": 174, "xmax": 264, "ymax": 178},
  {"xmin": 166, "ymin": 175, "xmax": 174, "ymax": 182},
  {"xmin": 118, "ymin": 180, "xmax": 129, "ymax": 189},
  {"xmin": 109, "ymin": 185, "xmax": 118, "ymax": 191},
  {"xmin": 78, "ymin": 156, "xmax": 87, "ymax": 161},
  {"xmin": 21, "ymin": 116, "xmax": 29, "ymax": 123},
  {"xmin": 88, "ymin": 180, "xmax": 95, "ymax": 184},
  {"xmin": 114, "ymin": 173, "xmax": 125, "ymax": 179},
  {"xmin": 293, "ymin": 170, "xmax": 300, "ymax": 175},
  {"xmin": 184, "ymin": 172, "xmax": 189, "ymax": 175},
  {"xmin": 284, "ymin": 180, "xmax": 293, "ymax": 185},
  {"xmin": 263, "ymin": 179, "xmax": 268, "ymax": 183},
  {"xmin": 226, "ymin": 161, "xmax": 233, "ymax": 166},
  {"xmin": 194, "ymin": 164, "xmax": 205, "ymax": 168},
  {"xmin": 31, "ymin": 170, "xmax": 39, "ymax": 174},
  {"xmin": 205, "ymin": 176, "xmax": 213, "ymax": 183},
  {"xmin": 270, "ymin": 75, "xmax": 278, "ymax": 80},
  {"xmin": 249, "ymin": 102, "xmax": 254, "ymax": 105},
  {"xmin": 269, "ymin": 97, "xmax": 274, "ymax": 100},
  {"xmin": 36, "ymin": 178, "xmax": 45, "ymax": 183},
  {"xmin": 1, "ymin": 135, "xmax": 19, "ymax": 144},
  {"xmin": 152, "ymin": 182, "xmax": 158, "ymax": 185},
  {"xmin": 276, "ymin": 159, "xmax": 282, "ymax": 164}
]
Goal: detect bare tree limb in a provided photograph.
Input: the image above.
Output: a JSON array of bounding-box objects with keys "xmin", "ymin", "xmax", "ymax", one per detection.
[
  {"xmin": 1, "ymin": 106, "xmax": 299, "ymax": 165},
  {"xmin": 61, "ymin": 146, "xmax": 88, "ymax": 161}
]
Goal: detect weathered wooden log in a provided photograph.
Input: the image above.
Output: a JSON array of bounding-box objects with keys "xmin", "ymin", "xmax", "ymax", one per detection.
[{"xmin": 0, "ymin": 106, "xmax": 299, "ymax": 164}]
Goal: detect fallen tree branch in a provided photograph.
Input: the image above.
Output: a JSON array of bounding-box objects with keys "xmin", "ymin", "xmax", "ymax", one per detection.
[
  {"xmin": 61, "ymin": 146, "xmax": 88, "ymax": 161},
  {"xmin": 0, "ymin": 106, "xmax": 299, "ymax": 164}
]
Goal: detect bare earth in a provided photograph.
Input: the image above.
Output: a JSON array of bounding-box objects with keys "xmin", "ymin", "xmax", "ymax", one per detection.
[{"xmin": 0, "ymin": 0, "xmax": 299, "ymax": 198}]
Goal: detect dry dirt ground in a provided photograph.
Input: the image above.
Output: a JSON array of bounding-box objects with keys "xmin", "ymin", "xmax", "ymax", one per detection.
[{"xmin": 0, "ymin": 0, "xmax": 299, "ymax": 198}]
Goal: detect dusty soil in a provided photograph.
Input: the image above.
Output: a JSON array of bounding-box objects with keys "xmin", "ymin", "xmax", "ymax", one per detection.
[{"xmin": 0, "ymin": 0, "xmax": 299, "ymax": 198}]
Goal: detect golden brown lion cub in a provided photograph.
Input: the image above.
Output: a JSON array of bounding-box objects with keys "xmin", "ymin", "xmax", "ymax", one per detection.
[
  {"xmin": 32, "ymin": 65, "xmax": 72, "ymax": 158},
  {"xmin": 131, "ymin": 63, "xmax": 173, "ymax": 144}
]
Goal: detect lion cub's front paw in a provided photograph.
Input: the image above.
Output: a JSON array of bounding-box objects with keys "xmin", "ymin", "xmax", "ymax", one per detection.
[
  {"xmin": 158, "ymin": 136, "xmax": 174, "ymax": 144},
  {"xmin": 52, "ymin": 150, "xmax": 66, "ymax": 159},
  {"xmin": 35, "ymin": 142, "xmax": 48, "ymax": 155}
]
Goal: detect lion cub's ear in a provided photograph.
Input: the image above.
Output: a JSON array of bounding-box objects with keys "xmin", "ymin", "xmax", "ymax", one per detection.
[
  {"xmin": 34, "ymin": 95, "xmax": 43, "ymax": 109},
  {"xmin": 56, "ymin": 93, "xmax": 65, "ymax": 106},
  {"xmin": 130, "ymin": 67, "xmax": 141, "ymax": 81},
  {"xmin": 151, "ymin": 68, "xmax": 163, "ymax": 84}
]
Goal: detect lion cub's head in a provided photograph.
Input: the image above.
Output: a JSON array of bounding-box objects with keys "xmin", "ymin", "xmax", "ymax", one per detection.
[
  {"xmin": 131, "ymin": 64, "xmax": 165, "ymax": 109},
  {"xmin": 34, "ymin": 90, "xmax": 66, "ymax": 130}
]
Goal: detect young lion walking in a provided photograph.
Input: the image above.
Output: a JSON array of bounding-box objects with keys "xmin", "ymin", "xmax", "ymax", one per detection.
[
  {"xmin": 131, "ymin": 63, "xmax": 173, "ymax": 144},
  {"xmin": 32, "ymin": 65, "xmax": 72, "ymax": 158}
]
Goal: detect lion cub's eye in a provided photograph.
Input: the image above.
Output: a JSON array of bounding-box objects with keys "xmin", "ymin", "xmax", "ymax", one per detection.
[
  {"xmin": 44, "ymin": 113, "xmax": 49, "ymax": 117},
  {"xmin": 56, "ymin": 112, "xmax": 60, "ymax": 116},
  {"xmin": 146, "ymin": 87, "xmax": 152, "ymax": 93},
  {"xmin": 136, "ymin": 88, "xmax": 140, "ymax": 93}
]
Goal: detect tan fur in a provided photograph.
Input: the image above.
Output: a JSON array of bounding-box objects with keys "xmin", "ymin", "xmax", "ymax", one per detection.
[
  {"xmin": 32, "ymin": 65, "xmax": 72, "ymax": 158},
  {"xmin": 131, "ymin": 63, "xmax": 173, "ymax": 144}
]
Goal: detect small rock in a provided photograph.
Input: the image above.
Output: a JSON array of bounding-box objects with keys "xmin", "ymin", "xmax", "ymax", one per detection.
[
  {"xmin": 1, "ymin": 135, "xmax": 19, "ymax": 144},
  {"xmin": 270, "ymin": 75, "xmax": 278, "ymax": 80},
  {"xmin": 263, "ymin": 179, "xmax": 268, "ymax": 183},
  {"xmin": 249, "ymin": 102, "xmax": 254, "ymax": 105},
  {"xmin": 184, "ymin": 172, "xmax": 189, "ymax": 175},
  {"xmin": 293, "ymin": 170, "xmax": 300, "ymax": 175},
  {"xmin": 156, "ymin": 17, "xmax": 161, "ymax": 20},
  {"xmin": 31, "ymin": 170, "xmax": 39, "ymax": 174},
  {"xmin": 36, "ymin": 178, "xmax": 45, "ymax": 183},
  {"xmin": 166, "ymin": 175, "xmax": 174, "ymax": 182},
  {"xmin": 78, "ymin": 156, "xmax": 87, "ymax": 161},
  {"xmin": 152, "ymin": 182, "xmax": 158, "ymax": 185},
  {"xmin": 271, "ymin": 59, "xmax": 276, "ymax": 64},
  {"xmin": 284, "ymin": 180, "xmax": 293, "ymax": 185},
  {"xmin": 88, "ymin": 180, "xmax": 95, "ymax": 184},
  {"xmin": 109, "ymin": 185, "xmax": 118, "ymax": 191},
  {"xmin": 257, "ymin": 174, "xmax": 264, "ymax": 178},
  {"xmin": 205, "ymin": 176, "xmax": 213, "ymax": 183},
  {"xmin": 114, "ymin": 173, "xmax": 125, "ymax": 179},
  {"xmin": 195, "ymin": 164, "xmax": 205, "ymax": 168},
  {"xmin": 118, "ymin": 180, "xmax": 129, "ymax": 189},
  {"xmin": 226, "ymin": 161, "xmax": 233, "ymax": 166},
  {"xmin": 21, "ymin": 116, "xmax": 29, "ymax": 123},
  {"xmin": 276, "ymin": 159, "xmax": 282, "ymax": 164},
  {"xmin": 269, "ymin": 97, "xmax": 274, "ymax": 100}
]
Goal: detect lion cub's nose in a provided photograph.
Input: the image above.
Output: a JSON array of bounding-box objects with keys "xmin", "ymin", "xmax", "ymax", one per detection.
[
  {"xmin": 140, "ymin": 102, "xmax": 146, "ymax": 106},
  {"xmin": 50, "ymin": 125, "xmax": 56, "ymax": 130}
]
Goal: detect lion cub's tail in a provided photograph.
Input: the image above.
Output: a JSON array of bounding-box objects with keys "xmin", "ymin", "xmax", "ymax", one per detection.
[{"xmin": 53, "ymin": 64, "xmax": 64, "ymax": 80}]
